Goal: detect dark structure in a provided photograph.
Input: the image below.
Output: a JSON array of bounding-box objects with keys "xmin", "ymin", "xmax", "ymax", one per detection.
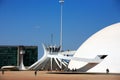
[{"xmin": 0, "ymin": 45, "xmax": 38, "ymax": 68}]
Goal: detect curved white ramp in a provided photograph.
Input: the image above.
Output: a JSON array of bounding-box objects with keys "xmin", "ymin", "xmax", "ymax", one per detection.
[{"xmin": 28, "ymin": 44, "xmax": 47, "ymax": 70}]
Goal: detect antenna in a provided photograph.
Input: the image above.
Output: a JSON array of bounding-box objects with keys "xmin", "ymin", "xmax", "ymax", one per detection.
[
  {"xmin": 51, "ymin": 34, "xmax": 53, "ymax": 45},
  {"xmin": 59, "ymin": 0, "xmax": 64, "ymax": 51}
]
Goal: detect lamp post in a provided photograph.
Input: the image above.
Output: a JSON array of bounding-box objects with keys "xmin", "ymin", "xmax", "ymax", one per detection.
[
  {"xmin": 59, "ymin": 0, "xmax": 64, "ymax": 51},
  {"xmin": 59, "ymin": 0, "xmax": 64, "ymax": 71}
]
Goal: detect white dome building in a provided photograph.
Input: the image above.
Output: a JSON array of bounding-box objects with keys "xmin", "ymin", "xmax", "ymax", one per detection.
[{"xmin": 68, "ymin": 23, "xmax": 120, "ymax": 73}]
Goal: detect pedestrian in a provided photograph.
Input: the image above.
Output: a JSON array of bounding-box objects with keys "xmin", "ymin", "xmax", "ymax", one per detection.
[
  {"xmin": 34, "ymin": 70, "xmax": 37, "ymax": 76},
  {"xmin": 2, "ymin": 69, "xmax": 4, "ymax": 75},
  {"xmin": 106, "ymin": 68, "xmax": 109, "ymax": 74}
]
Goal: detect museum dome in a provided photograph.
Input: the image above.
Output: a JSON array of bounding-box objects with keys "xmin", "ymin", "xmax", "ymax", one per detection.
[{"xmin": 68, "ymin": 23, "xmax": 120, "ymax": 73}]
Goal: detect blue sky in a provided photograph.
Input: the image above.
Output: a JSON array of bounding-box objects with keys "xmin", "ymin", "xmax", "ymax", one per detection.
[{"xmin": 0, "ymin": 0, "xmax": 120, "ymax": 59}]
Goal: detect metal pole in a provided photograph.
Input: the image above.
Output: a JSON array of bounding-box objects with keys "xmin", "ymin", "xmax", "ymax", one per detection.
[
  {"xmin": 59, "ymin": 0, "xmax": 64, "ymax": 71},
  {"xmin": 59, "ymin": 0, "xmax": 64, "ymax": 51}
]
